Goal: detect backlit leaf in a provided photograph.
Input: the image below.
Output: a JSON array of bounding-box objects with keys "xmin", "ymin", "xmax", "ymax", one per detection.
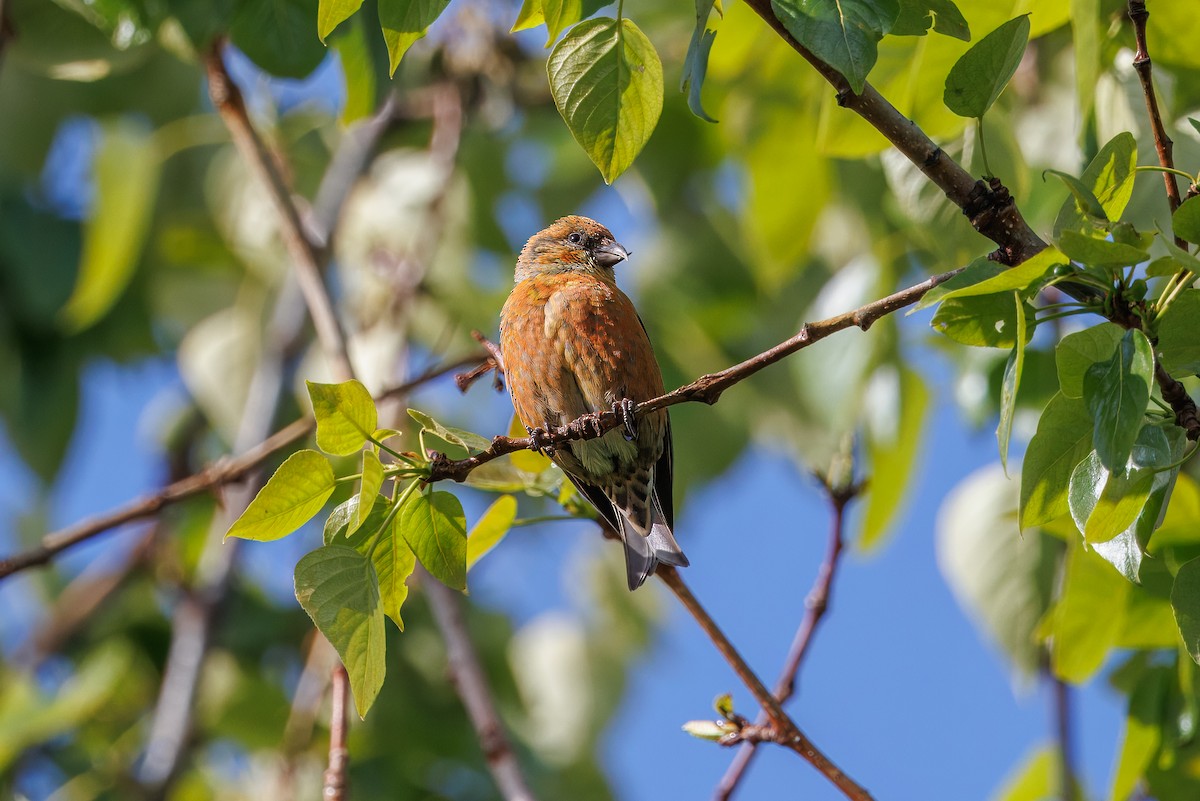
[
  {"xmin": 996, "ymin": 293, "xmax": 1025, "ymax": 474},
  {"xmin": 860, "ymin": 366, "xmax": 928, "ymax": 550},
  {"xmin": 318, "ymin": 0, "xmax": 364, "ymax": 41},
  {"xmin": 308, "ymin": 379, "xmax": 378, "ymax": 456},
  {"xmin": 1050, "ymin": 539, "xmax": 1128, "ymax": 682},
  {"xmin": 378, "ymin": 0, "xmax": 452, "ymax": 75},
  {"xmin": 226, "ymin": 450, "xmax": 336, "ymax": 541},
  {"xmin": 467, "ymin": 495, "xmax": 518, "ymax": 569},
  {"xmin": 351, "ymin": 449, "xmax": 384, "ymax": 536}
]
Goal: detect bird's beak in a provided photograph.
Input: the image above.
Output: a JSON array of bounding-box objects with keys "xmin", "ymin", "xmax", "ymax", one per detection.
[{"xmin": 594, "ymin": 241, "xmax": 630, "ymax": 268}]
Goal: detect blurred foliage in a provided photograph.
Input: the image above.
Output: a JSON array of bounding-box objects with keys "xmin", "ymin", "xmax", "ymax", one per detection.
[{"xmin": 4, "ymin": 0, "xmax": 1200, "ymax": 798}]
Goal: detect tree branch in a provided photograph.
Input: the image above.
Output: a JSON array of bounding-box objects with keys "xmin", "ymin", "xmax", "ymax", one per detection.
[
  {"xmin": 713, "ymin": 479, "xmax": 861, "ymax": 801},
  {"xmin": 324, "ymin": 665, "xmax": 351, "ymax": 801},
  {"xmin": 657, "ymin": 567, "xmax": 874, "ymax": 801},
  {"xmin": 422, "ymin": 569, "xmax": 540, "ymax": 801},
  {"xmin": 1127, "ymin": 1, "xmax": 1184, "ymax": 238},
  {"xmin": 429, "ymin": 267, "xmax": 961, "ymax": 483},
  {"xmin": 1052, "ymin": 676, "xmax": 1077, "ymax": 801}
]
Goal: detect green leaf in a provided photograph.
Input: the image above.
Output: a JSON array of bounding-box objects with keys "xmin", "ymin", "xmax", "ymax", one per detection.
[
  {"xmin": 1159, "ymin": 289, "xmax": 1200, "ymax": 377},
  {"xmin": 1070, "ymin": 0, "xmax": 1099, "ymax": 126},
  {"xmin": 1020, "ymin": 393, "xmax": 1094, "ymax": 528},
  {"xmin": 307, "ymin": 380, "xmax": 379, "ymax": 456},
  {"xmin": 931, "ymin": 293, "xmax": 1031, "ymax": 348},
  {"xmin": 231, "ymin": 0, "xmax": 327, "ymax": 78},
  {"xmin": 467, "ymin": 495, "xmax": 518, "ymax": 570},
  {"xmin": 351, "ymin": 450, "xmax": 384, "ymax": 536},
  {"xmin": 59, "ymin": 118, "xmax": 160, "ymax": 333},
  {"xmin": 547, "ymin": 18, "xmax": 664, "ymax": 184},
  {"xmin": 511, "ymin": 0, "xmax": 544, "ymax": 31},
  {"xmin": 507, "ymin": 415, "xmax": 554, "ymax": 474},
  {"xmin": 294, "ymin": 545, "xmax": 386, "ymax": 717},
  {"xmin": 714, "ymin": 693, "xmax": 735, "ymax": 720},
  {"xmin": 1045, "ymin": 169, "xmax": 1108, "ymax": 223},
  {"xmin": 378, "ymin": 0, "xmax": 452, "ymax": 76},
  {"xmin": 681, "ymin": 0, "xmax": 722, "ymax": 123},
  {"xmin": 1111, "ymin": 668, "xmax": 1168, "ymax": 801},
  {"xmin": 1068, "ymin": 451, "xmax": 1153, "ymax": 545},
  {"xmin": 769, "ymin": 0, "xmax": 900, "ymax": 95},
  {"xmin": 891, "ymin": 0, "xmax": 968, "ymax": 39},
  {"xmin": 1174, "ymin": 195, "xmax": 1200, "ymax": 245},
  {"xmin": 997, "ymin": 293, "xmax": 1025, "ymax": 475},
  {"xmin": 399, "ymin": 490, "xmax": 468, "ymax": 591},
  {"xmin": 937, "ymin": 247, "xmax": 1064, "ymax": 302},
  {"xmin": 318, "ymin": 0, "xmax": 364, "ymax": 40},
  {"xmin": 860, "ymin": 366, "xmax": 928, "ymax": 550},
  {"xmin": 943, "ymin": 14, "xmax": 1029, "ymax": 118},
  {"xmin": 325, "ymin": 495, "xmax": 387, "ymax": 544},
  {"xmin": 408, "ymin": 409, "xmax": 491, "ymax": 452},
  {"xmin": 226, "ymin": 450, "xmax": 336, "ymax": 541},
  {"xmin": 1082, "ymin": 329, "xmax": 1154, "ymax": 471},
  {"xmin": 1050, "ymin": 539, "xmax": 1129, "ymax": 682},
  {"xmin": 345, "ymin": 509, "xmax": 417, "ymax": 630},
  {"xmin": 990, "ymin": 747, "xmax": 1058, "ymax": 801},
  {"xmin": 1052, "ymin": 132, "xmax": 1137, "ymax": 235},
  {"xmin": 1056, "ymin": 230, "xmax": 1149, "ymax": 268},
  {"xmin": 1055, "ymin": 323, "xmax": 1124, "ymax": 399},
  {"xmin": 1174, "ymin": 557, "xmax": 1200, "ymax": 665},
  {"xmin": 912, "ymin": 257, "xmax": 1004, "ymax": 311},
  {"xmin": 333, "ymin": 16, "xmax": 377, "ymax": 125}
]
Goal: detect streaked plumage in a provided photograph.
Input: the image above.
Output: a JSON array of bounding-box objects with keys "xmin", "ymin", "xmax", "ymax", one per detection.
[{"xmin": 499, "ymin": 215, "xmax": 688, "ymax": 589}]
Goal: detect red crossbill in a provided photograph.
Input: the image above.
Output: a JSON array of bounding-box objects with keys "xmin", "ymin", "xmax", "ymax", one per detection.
[{"xmin": 499, "ymin": 215, "xmax": 689, "ymax": 589}]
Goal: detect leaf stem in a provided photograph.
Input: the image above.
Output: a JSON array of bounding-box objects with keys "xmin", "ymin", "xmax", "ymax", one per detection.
[{"xmin": 975, "ymin": 119, "xmax": 993, "ymax": 179}]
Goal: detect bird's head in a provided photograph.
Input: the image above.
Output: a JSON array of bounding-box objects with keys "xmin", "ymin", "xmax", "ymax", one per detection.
[{"xmin": 515, "ymin": 215, "xmax": 630, "ymax": 282}]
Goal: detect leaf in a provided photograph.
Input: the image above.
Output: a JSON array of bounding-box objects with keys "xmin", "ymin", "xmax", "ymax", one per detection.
[
  {"xmin": 318, "ymin": 0, "xmax": 364, "ymax": 40},
  {"xmin": 936, "ymin": 247, "xmax": 1064, "ymax": 302},
  {"xmin": 308, "ymin": 380, "xmax": 379, "ymax": 456},
  {"xmin": 1020, "ymin": 393, "xmax": 1094, "ymax": 528},
  {"xmin": 1056, "ymin": 230, "xmax": 1149, "ymax": 268},
  {"xmin": 1054, "ymin": 323, "xmax": 1123, "ymax": 399},
  {"xmin": 294, "ymin": 545, "xmax": 386, "ymax": 717},
  {"xmin": 409, "ymin": 409, "xmax": 491, "ymax": 452},
  {"xmin": 1050, "ymin": 539, "xmax": 1129, "ymax": 682},
  {"xmin": 1174, "ymin": 557, "xmax": 1200, "ymax": 665},
  {"xmin": 230, "ymin": 0, "xmax": 327, "ymax": 78},
  {"xmin": 860, "ymin": 366, "xmax": 928, "ymax": 550},
  {"xmin": 547, "ymin": 18, "xmax": 663, "ymax": 184},
  {"xmin": 346, "ymin": 511, "xmax": 417, "ymax": 630},
  {"xmin": 59, "ymin": 118, "xmax": 160, "ymax": 333},
  {"xmin": 334, "ymin": 16, "xmax": 377, "ymax": 125},
  {"xmin": 399, "ymin": 490, "xmax": 468, "ymax": 591},
  {"xmin": 378, "ymin": 0, "xmax": 452, "ymax": 76},
  {"xmin": 931, "ymin": 293, "xmax": 1031, "ymax": 348},
  {"xmin": 997, "ymin": 293, "xmax": 1025, "ymax": 475},
  {"xmin": 511, "ymin": 0, "xmax": 544, "ymax": 31},
  {"xmin": 507, "ymin": 414, "xmax": 553, "ymax": 474},
  {"xmin": 891, "ymin": 0, "xmax": 968, "ymax": 39},
  {"xmin": 1045, "ymin": 170, "xmax": 1106, "ymax": 224},
  {"xmin": 1111, "ymin": 668, "xmax": 1168, "ymax": 801},
  {"xmin": 943, "ymin": 14, "xmax": 1029, "ymax": 118},
  {"xmin": 770, "ymin": 0, "xmax": 900, "ymax": 94},
  {"xmin": 1052, "ymin": 132, "xmax": 1137, "ymax": 235},
  {"xmin": 351, "ymin": 449, "xmax": 384, "ymax": 537},
  {"xmin": 1158, "ymin": 289, "xmax": 1200, "ymax": 377},
  {"xmin": 1068, "ymin": 451, "xmax": 1152, "ymax": 545},
  {"xmin": 325, "ymin": 496, "xmax": 386, "ymax": 544},
  {"xmin": 990, "ymin": 747, "xmax": 1058, "ymax": 801},
  {"xmin": 912, "ymin": 257, "xmax": 1005, "ymax": 311},
  {"xmin": 1174, "ymin": 195, "xmax": 1200, "ymax": 245},
  {"xmin": 226, "ymin": 450, "xmax": 336, "ymax": 541},
  {"xmin": 1082, "ymin": 329, "xmax": 1153, "ymax": 471},
  {"xmin": 467, "ymin": 495, "xmax": 518, "ymax": 570},
  {"xmin": 1070, "ymin": 0, "xmax": 1099, "ymax": 126},
  {"xmin": 681, "ymin": 0, "xmax": 722, "ymax": 122}
]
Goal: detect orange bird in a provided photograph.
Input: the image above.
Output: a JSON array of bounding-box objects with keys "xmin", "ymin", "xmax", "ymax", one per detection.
[{"xmin": 499, "ymin": 215, "xmax": 689, "ymax": 589}]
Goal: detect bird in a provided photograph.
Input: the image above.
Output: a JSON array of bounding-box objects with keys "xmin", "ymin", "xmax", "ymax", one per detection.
[{"xmin": 499, "ymin": 215, "xmax": 689, "ymax": 590}]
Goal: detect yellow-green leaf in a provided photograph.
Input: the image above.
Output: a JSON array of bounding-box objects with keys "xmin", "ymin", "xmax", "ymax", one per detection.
[
  {"xmin": 508, "ymin": 414, "xmax": 552, "ymax": 474},
  {"xmin": 467, "ymin": 495, "xmax": 518, "ymax": 570},
  {"xmin": 547, "ymin": 17, "xmax": 663, "ymax": 184},
  {"xmin": 318, "ymin": 0, "xmax": 364, "ymax": 41},
  {"xmin": 60, "ymin": 118, "xmax": 160, "ymax": 333},
  {"xmin": 378, "ymin": 0, "xmax": 452, "ymax": 75},
  {"xmin": 399, "ymin": 490, "xmax": 468, "ymax": 591},
  {"xmin": 351, "ymin": 449, "xmax": 384, "ymax": 536},
  {"xmin": 226, "ymin": 450, "xmax": 336, "ymax": 541},
  {"xmin": 860, "ymin": 366, "xmax": 928, "ymax": 550},
  {"xmin": 307, "ymin": 379, "xmax": 378, "ymax": 456}
]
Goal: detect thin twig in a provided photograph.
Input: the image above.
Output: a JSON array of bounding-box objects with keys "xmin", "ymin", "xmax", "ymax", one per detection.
[
  {"xmin": 324, "ymin": 664, "xmax": 351, "ymax": 801},
  {"xmin": 203, "ymin": 40, "xmax": 354, "ymax": 381},
  {"xmin": 657, "ymin": 567, "xmax": 874, "ymax": 801},
  {"xmin": 422, "ymin": 569, "xmax": 539, "ymax": 801},
  {"xmin": 713, "ymin": 480, "xmax": 861, "ymax": 801},
  {"xmin": 1127, "ymin": 1, "xmax": 1184, "ymax": 244},
  {"xmin": 428, "ymin": 268, "xmax": 961, "ymax": 483},
  {"xmin": 0, "ymin": 357, "xmax": 481, "ymax": 581},
  {"xmin": 1052, "ymin": 677, "xmax": 1077, "ymax": 801}
]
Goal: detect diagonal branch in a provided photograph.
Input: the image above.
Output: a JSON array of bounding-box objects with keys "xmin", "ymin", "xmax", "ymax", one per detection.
[
  {"xmin": 428, "ymin": 267, "xmax": 961, "ymax": 483},
  {"xmin": 713, "ymin": 479, "xmax": 861, "ymax": 801}
]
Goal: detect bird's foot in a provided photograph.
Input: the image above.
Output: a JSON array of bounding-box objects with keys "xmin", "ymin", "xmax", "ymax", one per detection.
[
  {"xmin": 568, "ymin": 411, "xmax": 605, "ymax": 439},
  {"xmin": 613, "ymin": 398, "xmax": 637, "ymax": 441},
  {"xmin": 525, "ymin": 425, "xmax": 556, "ymax": 457}
]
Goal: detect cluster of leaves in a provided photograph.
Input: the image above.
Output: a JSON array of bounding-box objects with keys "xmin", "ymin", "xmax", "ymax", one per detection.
[
  {"xmin": 926, "ymin": 125, "xmax": 1200, "ymax": 799},
  {"xmin": 225, "ymin": 379, "xmax": 582, "ymax": 716}
]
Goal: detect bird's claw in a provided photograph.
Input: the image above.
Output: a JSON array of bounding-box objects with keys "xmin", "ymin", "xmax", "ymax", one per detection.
[
  {"xmin": 525, "ymin": 425, "xmax": 556, "ymax": 457},
  {"xmin": 613, "ymin": 398, "xmax": 637, "ymax": 441},
  {"xmin": 568, "ymin": 412, "xmax": 605, "ymax": 439}
]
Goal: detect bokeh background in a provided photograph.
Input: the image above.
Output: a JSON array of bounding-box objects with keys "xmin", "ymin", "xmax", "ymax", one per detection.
[{"xmin": 3, "ymin": 0, "xmax": 1200, "ymax": 799}]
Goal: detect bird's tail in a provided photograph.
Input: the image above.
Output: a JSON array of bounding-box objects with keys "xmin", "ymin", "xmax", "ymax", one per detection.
[{"xmin": 617, "ymin": 495, "xmax": 689, "ymax": 591}]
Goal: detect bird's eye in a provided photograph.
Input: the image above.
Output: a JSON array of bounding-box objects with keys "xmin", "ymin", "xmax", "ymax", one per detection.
[{"xmin": 567, "ymin": 232, "xmax": 584, "ymax": 245}]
